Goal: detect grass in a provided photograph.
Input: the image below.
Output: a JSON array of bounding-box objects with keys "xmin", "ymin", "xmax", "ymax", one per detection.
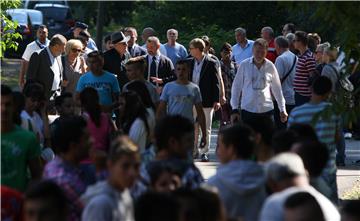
[
  {"xmin": 341, "ymin": 180, "xmax": 360, "ymax": 200},
  {"xmin": 0, "ymin": 73, "xmax": 18, "ymax": 89},
  {"xmin": 1, "ymin": 58, "xmax": 21, "ymax": 90}
]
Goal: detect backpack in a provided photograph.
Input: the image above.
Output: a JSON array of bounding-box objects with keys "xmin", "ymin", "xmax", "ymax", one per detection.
[{"xmin": 328, "ymin": 65, "xmax": 354, "ymax": 92}]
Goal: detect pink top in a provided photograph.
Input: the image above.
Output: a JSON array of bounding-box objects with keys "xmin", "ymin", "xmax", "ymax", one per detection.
[{"xmin": 81, "ymin": 112, "xmax": 112, "ymax": 164}]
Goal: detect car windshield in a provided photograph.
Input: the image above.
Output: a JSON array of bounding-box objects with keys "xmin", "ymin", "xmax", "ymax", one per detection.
[
  {"xmin": 35, "ymin": 7, "xmax": 68, "ymax": 21},
  {"xmin": 8, "ymin": 12, "xmax": 27, "ymax": 25},
  {"xmin": 27, "ymin": 11, "xmax": 43, "ymax": 24}
]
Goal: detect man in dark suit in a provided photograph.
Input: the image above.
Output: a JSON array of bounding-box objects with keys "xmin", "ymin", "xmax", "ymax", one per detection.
[
  {"xmin": 124, "ymin": 27, "xmax": 147, "ymax": 57},
  {"xmin": 144, "ymin": 36, "xmax": 176, "ymax": 93},
  {"xmin": 26, "ymin": 34, "xmax": 67, "ymax": 100},
  {"xmin": 103, "ymin": 31, "xmax": 131, "ymax": 90},
  {"xmin": 189, "ymin": 38, "xmax": 220, "ymax": 162}
]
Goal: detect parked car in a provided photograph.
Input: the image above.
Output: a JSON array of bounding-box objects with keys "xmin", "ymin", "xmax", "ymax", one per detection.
[
  {"xmin": 4, "ymin": 9, "xmax": 43, "ymax": 58},
  {"xmin": 34, "ymin": 3, "xmax": 74, "ymax": 37},
  {"xmin": 23, "ymin": 0, "xmax": 68, "ymax": 9}
]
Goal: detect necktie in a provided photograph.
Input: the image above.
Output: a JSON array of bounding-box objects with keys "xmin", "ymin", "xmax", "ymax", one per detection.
[
  {"xmin": 128, "ymin": 47, "xmax": 133, "ymax": 56},
  {"xmin": 150, "ymin": 56, "xmax": 157, "ymax": 78}
]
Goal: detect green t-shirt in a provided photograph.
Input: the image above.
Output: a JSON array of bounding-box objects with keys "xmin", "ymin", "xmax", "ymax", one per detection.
[{"xmin": 1, "ymin": 126, "xmax": 41, "ymax": 192}]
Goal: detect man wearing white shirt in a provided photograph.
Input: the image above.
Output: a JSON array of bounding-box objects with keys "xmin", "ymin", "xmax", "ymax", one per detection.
[
  {"xmin": 19, "ymin": 25, "xmax": 49, "ymax": 89},
  {"xmin": 274, "ymin": 36, "xmax": 297, "ymax": 129},
  {"xmin": 230, "ymin": 38, "xmax": 287, "ymax": 123}
]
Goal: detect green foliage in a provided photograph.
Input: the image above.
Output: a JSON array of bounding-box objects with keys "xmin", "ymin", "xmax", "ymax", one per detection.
[
  {"xmin": 0, "ymin": 0, "xmax": 22, "ymax": 58},
  {"xmin": 285, "ymin": 2, "xmax": 360, "ymax": 127}
]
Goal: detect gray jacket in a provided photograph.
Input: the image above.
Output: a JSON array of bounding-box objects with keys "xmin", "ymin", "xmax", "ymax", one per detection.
[
  {"xmin": 81, "ymin": 181, "xmax": 134, "ymax": 221},
  {"xmin": 207, "ymin": 160, "xmax": 266, "ymax": 221}
]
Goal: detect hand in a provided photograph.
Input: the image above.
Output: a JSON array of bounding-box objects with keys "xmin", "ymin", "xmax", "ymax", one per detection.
[
  {"xmin": 220, "ymin": 96, "xmax": 227, "ymax": 105},
  {"xmin": 19, "ymin": 77, "xmax": 25, "ymax": 89},
  {"xmin": 150, "ymin": 77, "xmax": 163, "ymax": 84},
  {"xmin": 61, "ymin": 80, "xmax": 69, "ymax": 87},
  {"xmin": 199, "ymin": 136, "xmax": 207, "ymax": 149},
  {"xmin": 156, "ymin": 86, "xmax": 163, "ymax": 95},
  {"xmin": 213, "ymin": 102, "xmax": 221, "ymax": 111},
  {"xmin": 280, "ymin": 111, "xmax": 288, "ymax": 123},
  {"xmin": 230, "ymin": 113, "xmax": 241, "ymax": 124}
]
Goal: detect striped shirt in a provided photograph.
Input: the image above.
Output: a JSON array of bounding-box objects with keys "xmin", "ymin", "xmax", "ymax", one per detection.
[
  {"xmin": 287, "ymin": 102, "xmax": 339, "ymax": 176},
  {"xmin": 293, "ymin": 49, "xmax": 316, "ymax": 97}
]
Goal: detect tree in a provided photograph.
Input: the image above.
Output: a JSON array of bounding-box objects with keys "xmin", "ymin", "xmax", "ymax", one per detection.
[{"xmin": 0, "ymin": 0, "xmax": 22, "ymax": 58}]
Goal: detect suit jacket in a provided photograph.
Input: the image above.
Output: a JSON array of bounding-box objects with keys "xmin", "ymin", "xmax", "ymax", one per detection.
[
  {"xmin": 26, "ymin": 47, "xmax": 64, "ymax": 99},
  {"xmin": 129, "ymin": 44, "xmax": 147, "ymax": 57},
  {"xmin": 103, "ymin": 48, "xmax": 131, "ymax": 90},
  {"xmin": 144, "ymin": 54, "xmax": 176, "ymax": 86},
  {"xmin": 189, "ymin": 55, "xmax": 220, "ymax": 108}
]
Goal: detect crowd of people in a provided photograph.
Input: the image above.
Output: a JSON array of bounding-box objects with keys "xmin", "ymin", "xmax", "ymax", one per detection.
[{"xmin": 1, "ymin": 20, "xmax": 360, "ymax": 221}]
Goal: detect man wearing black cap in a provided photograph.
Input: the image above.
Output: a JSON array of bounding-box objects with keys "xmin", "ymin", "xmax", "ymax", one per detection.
[
  {"xmin": 103, "ymin": 31, "xmax": 132, "ymax": 90},
  {"xmin": 64, "ymin": 21, "xmax": 98, "ymax": 51}
]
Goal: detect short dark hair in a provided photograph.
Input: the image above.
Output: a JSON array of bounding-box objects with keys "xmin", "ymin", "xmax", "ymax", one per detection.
[
  {"xmin": 135, "ymin": 191, "xmax": 180, "ymax": 221},
  {"xmin": 49, "ymin": 34, "xmax": 67, "ymax": 47},
  {"xmin": 288, "ymin": 123, "xmax": 319, "ymax": 142},
  {"xmin": 87, "ymin": 50, "xmax": 104, "ymax": 58},
  {"xmin": 284, "ymin": 192, "xmax": 325, "ymax": 221},
  {"xmin": 52, "ymin": 116, "xmax": 87, "ymax": 153},
  {"xmin": 1, "ymin": 84, "xmax": 13, "ymax": 96},
  {"xmin": 284, "ymin": 23, "xmax": 296, "ymax": 33},
  {"xmin": 293, "ymin": 140, "xmax": 329, "ymax": 177},
  {"xmin": 219, "ymin": 123, "xmax": 256, "ymax": 159},
  {"xmin": 272, "ymin": 129, "xmax": 298, "ymax": 154},
  {"xmin": 155, "ymin": 115, "xmax": 194, "ymax": 151},
  {"xmin": 312, "ymin": 76, "xmax": 332, "ymax": 95},
  {"xmin": 147, "ymin": 161, "xmax": 180, "ymax": 186},
  {"xmin": 108, "ymin": 135, "xmax": 139, "ymax": 162},
  {"xmin": 23, "ymin": 82, "xmax": 45, "ymax": 101},
  {"xmin": 295, "ymin": 31, "xmax": 308, "ymax": 46},
  {"xmin": 25, "ymin": 180, "xmax": 67, "ymax": 215},
  {"xmin": 275, "ymin": 36, "xmax": 289, "ymax": 48},
  {"xmin": 253, "ymin": 38, "xmax": 269, "ymax": 48},
  {"xmin": 244, "ymin": 115, "xmax": 274, "ymax": 146},
  {"xmin": 125, "ymin": 56, "xmax": 146, "ymax": 73},
  {"xmin": 55, "ymin": 92, "xmax": 73, "ymax": 107},
  {"xmin": 104, "ymin": 34, "xmax": 111, "ymax": 43},
  {"xmin": 176, "ymin": 59, "xmax": 190, "ymax": 67}
]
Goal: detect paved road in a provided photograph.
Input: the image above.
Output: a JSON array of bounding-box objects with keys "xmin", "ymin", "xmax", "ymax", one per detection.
[{"xmin": 195, "ymin": 129, "xmax": 360, "ymax": 199}]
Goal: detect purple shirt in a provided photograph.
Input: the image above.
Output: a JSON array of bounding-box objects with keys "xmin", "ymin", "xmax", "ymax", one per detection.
[{"xmin": 43, "ymin": 157, "xmax": 86, "ymax": 221}]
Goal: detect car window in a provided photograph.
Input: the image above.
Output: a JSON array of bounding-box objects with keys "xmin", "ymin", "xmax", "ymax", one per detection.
[
  {"xmin": 27, "ymin": 1, "xmax": 67, "ymax": 9},
  {"xmin": 35, "ymin": 7, "xmax": 69, "ymax": 21},
  {"xmin": 27, "ymin": 11, "xmax": 43, "ymax": 24},
  {"xmin": 7, "ymin": 12, "xmax": 27, "ymax": 25}
]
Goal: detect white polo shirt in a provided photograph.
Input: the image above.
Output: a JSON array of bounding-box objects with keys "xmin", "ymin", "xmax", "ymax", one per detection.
[{"xmin": 22, "ymin": 39, "xmax": 49, "ymax": 61}]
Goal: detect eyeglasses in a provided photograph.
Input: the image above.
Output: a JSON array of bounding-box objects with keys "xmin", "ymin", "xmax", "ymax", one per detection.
[{"xmin": 71, "ymin": 48, "xmax": 82, "ymax": 53}]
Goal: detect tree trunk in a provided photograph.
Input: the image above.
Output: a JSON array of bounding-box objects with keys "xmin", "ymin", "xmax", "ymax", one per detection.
[{"xmin": 95, "ymin": 1, "xmax": 104, "ymax": 51}]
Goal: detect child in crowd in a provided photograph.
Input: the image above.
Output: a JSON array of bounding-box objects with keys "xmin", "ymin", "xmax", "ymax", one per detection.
[
  {"xmin": 21, "ymin": 82, "xmax": 54, "ymax": 162},
  {"xmin": 147, "ymin": 161, "xmax": 182, "ymax": 193},
  {"xmin": 81, "ymin": 135, "xmax": 140, "ymax": 221},
  {"xmin": 50, "ymin": 92, "xmax": 75, "ymax": 137},
  {"xmin": 208, "ymin": 123, "xmax": 266, "ymax": 221},
  {"xmin": 80, "ymin": 87, "xmax": 116, "ymax": 182},
  {"xmin": 156, "ymin": 59, "xmax": 207, "ymax": 151}
]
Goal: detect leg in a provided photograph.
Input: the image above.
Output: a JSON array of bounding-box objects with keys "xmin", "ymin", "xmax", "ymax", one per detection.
[{"xmin": 199, "ymin": 107, "xmax": 214, "ymax": 160}]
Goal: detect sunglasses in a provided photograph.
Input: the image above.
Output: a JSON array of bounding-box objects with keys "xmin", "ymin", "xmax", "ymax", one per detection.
[{"xmin": 71, "ymin": 48, "xmax": 82, "ymax": 53}]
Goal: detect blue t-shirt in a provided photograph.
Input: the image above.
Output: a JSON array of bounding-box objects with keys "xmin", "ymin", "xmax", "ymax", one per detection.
[
  {"xmin": 160, "ymin": 81, "xmax": 202, "ymax": 121},
  {"xmin": 164, "ymin": 43, "xmax": 188, "ymax": 66},
  {"xmin": 76, "ymin": 71, "xmax": 120, "ymax": 106}
]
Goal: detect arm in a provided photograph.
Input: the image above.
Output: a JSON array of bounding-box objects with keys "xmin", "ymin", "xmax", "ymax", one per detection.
[
  {"xmin": 19, "ymin": 60, "xmax": 29, "ymax": 88},
  {"xmin": 26, "ymin": 52, "xmax": 40, "ymax": 81},
  {"xmin": 215, "ymin": 61, "xmax": 226, "ymax": 105},
  {"xmin": 195, "ymin": 103, "xmax": 207, "ymax": 148},
  {"xmin": 230, "ymin": 64, "xmax": 244, "ymax": 123},
  {"xmin": 156, "ymin": 101, "xmax": 167, "ymax": 120},
  {"xmin": 211, "ymin": 63, "xmax": 221, "ymax": 111}
]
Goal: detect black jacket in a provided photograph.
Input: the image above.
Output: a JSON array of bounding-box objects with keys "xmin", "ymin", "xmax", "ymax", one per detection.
[
  {"xmin": 103, "ymin": 48, "xmax": 131, "ymax": 90},
  {"xmin": 143, "ymin": 54, "xmax": 176, "ymax": 86},
  {"xmin": 26, "ymin": 48, "xmax": 64, "ymax": 99},
  {"xmin": 189, "ymin": 55, "xmax": 220, "ymax": 108}
]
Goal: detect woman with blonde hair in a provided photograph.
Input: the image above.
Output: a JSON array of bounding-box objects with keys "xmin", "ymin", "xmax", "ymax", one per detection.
[
  {"xmin": 62, "ymin": 39, "xmax": 88, "ymax": 94},
  {"xmin": 321, "ymin": 46, "xmax": 340, "ymax": 92}
]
